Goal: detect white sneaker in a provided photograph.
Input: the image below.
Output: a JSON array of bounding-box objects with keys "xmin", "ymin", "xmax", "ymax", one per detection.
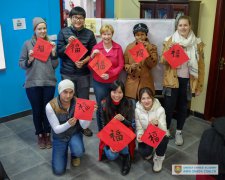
[
  {"xmin": 175, "ymin": 131, "xmax": 183, "ymax": 146},
  {"xmin": 153, "ymin": 154, "xmax": 165, "ymax": 172}
]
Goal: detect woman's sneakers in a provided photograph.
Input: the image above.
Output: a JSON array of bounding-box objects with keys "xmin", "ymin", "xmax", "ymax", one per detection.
[
  {"xmin": 175, "ymin": 130, "xmax": 183, "ymax": 146},
  {"xmin": 153, "ymin": 154, "xmax": 165, "ymax": 172}
]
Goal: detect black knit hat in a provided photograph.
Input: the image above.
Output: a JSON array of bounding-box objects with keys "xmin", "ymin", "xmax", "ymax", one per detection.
[{"xmin": 133, "ymin": 23, "xmax": 149, "ymax": 35}]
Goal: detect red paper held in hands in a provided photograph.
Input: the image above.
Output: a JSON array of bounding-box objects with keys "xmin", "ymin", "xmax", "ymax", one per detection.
[
  {"xmin": 141, "ymin": 124, "xmax": 166, "ymax": 149},
  {"xmin": 163, "ymin": 44, "xmax": 189, "ymax": 69},
  {"xmin": 128, "ymin": 43, "xmax": 149, "ymax": 63},
  {"xmin": 65, "ymin": 39, "xmax": 88, "ymax": 62},
  {"xmin": 32, "ymin": 38, "xmax": 53, "ymax": 62},
  {"xmin": 89, "ymin": 53, "xmax": 112, "ymax": 76},
  {"xmin": 74, "ymin": 98, "xmax": 96, "ymax": 121},
  {"xmin": 97, "ymin": 118, "xmax": 136, "ymax": 152}
]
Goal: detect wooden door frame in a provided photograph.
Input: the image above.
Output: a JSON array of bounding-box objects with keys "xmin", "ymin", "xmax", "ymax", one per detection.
[
  {"xmin": 59, "ymin": 0, "xmax": 105, "ymax": 28},
  {"xmin": 204, "ymin": 0, "xmax": 224, "ymax": 120}
]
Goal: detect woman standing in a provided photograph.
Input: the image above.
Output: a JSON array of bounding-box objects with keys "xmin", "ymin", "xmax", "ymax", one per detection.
[
  {"xmin": 89, "ymin": 24, "xmax": 124, "ymax": 131},
  {"xmin": 19, "ymin": 17, "xmax": 58, "ymax": 149},
  {"xmin": 99, "ymin": 80, "xmax": 134, "ymax": 176},
  {"xmin": 135, "ymin": 87, "xmax": 168, "ymax": 172},
  {"xmin": 124, "ymin": 23, "xmax": 158, "ymax": 104},
  {"xmin": 161, "ymin": 15, "xmax": 205, "ymax": 145}
]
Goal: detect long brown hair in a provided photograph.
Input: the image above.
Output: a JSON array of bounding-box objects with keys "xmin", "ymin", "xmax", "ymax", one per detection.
[{"xmin": 138, "ymin": 87, "xmax": 154, "ymax": 103}]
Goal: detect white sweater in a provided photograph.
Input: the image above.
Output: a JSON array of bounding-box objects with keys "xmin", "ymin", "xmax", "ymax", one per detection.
[{"xmin": 135, "ymin": 98, "xmax": 167, "ymax": 138}]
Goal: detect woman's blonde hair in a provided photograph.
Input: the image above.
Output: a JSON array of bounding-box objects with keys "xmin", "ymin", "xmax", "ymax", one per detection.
[
  {"xmin": 176, "ymin": 15, "xmax": 192, "ymax": 30},
  {"xmin": 100, "ymin": 24, "xmax": 114, "ymax": 35}
]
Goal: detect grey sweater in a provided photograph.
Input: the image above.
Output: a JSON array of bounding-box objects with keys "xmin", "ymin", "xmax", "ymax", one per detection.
[{"xmin": 19, "ymin": 37, "xmax": 58, "ymax": 88}]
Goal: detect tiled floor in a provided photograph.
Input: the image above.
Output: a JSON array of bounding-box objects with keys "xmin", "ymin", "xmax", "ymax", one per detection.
[{"xmin": 0, "ymin": 101, "xmax": 211, "ymax": 180}]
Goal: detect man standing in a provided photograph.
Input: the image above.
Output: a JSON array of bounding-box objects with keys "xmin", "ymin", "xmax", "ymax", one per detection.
[{"xmin": 57, "ymin": 6, "xmax": 96, "ymax": 137}]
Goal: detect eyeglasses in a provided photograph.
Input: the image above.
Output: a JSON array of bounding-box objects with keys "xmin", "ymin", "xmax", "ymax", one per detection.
[{"xmin": 71, "ymin": 16, "xmax": 85, "ymax": 21}]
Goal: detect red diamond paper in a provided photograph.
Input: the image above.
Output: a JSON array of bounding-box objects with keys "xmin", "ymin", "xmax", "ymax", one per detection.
[
  {"xmin": 141, "ymin": 124, "xmax": 166, "ymax": 148},
  {"xmin": 89, "ymin": 53, "xmax": 112, "ymax": 76},
  {"xmin": 128, "ymin": 43, "xmax": 149, "ymax": 63},
  {"xmin": 97, "ymin": 118, "xmax": 136, "ymax": 152},
  {"xmin": 74, "ymin": 98, "xmax": 96, "ymax": 121},
  {"xmin": 65, "ymin": 39, "xmax": 88, "ymax": 62},
  {"xmin": 32, "ymin": 38, "xmax": 53, "ymax": 62},
  {"xmin": 163, "ymin": 44, "xmax": 189, "ymax": 69}
]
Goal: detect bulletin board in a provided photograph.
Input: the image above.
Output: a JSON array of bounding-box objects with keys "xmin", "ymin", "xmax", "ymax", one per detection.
[
  {"xmin": 0, "ymin": 25, "xmax": 6, "ymax": 70},
  {"xmin": 100, "ymin": 19, "xmax": 175, "ymax": 90},
  {"xmin": 71, "ymin": 18, "xmax": 175, "ymax": 90}
]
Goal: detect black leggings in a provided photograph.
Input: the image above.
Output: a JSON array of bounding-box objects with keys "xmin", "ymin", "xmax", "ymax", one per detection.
[{"xmin": 138, "ymin": 136, "xmax": 169, "ymax": 157}]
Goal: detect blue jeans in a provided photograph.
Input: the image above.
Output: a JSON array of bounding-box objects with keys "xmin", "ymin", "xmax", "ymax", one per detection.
[
  {"xmin": 104, "ymin": 146, "xmax": 129, "ymax": 161},
  {"xmin": 93, "ymin": 79, "xmax": 112, "ymax": 131},
  {"xmin": 52, "ymin": 132, "xmax": 85, "ymax": 175},
  {"xmin": 26, "ymin": 86, "xmax": 55, "ymax": 135}
]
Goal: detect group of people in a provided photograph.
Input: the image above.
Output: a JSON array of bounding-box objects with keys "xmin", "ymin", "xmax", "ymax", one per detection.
[{"xmin": 19, "ymin": 6, "xmax": 205, "ymax": 176}]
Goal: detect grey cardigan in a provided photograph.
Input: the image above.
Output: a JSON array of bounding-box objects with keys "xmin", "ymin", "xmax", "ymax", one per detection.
[{"xmin": 19, "ymin": 37, "xmax": 58, "ymax": 88}]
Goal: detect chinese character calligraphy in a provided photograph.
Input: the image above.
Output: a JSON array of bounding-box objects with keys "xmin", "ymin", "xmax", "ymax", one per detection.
[
  {"xmin": 110, "ymin": 130, "xmax": 123, "ymax": 141},
  {"xmin": 128, "ymin": 43, "xmax": 149, "ymax": 63},
  {"xmin": 148, "ymin": 131, "xmax": 159, "ymax": 144},
  {"xmin": 32, "ymin": 38, "xmax": 53, "ymax": 62}
]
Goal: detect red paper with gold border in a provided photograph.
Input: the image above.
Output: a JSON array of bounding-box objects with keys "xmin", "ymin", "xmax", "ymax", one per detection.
[
  {"xmin": 128, "ymin": 43, "xmax": 149, "ymax": 63},
  {"xmin": 97, "ymin": 118, "xmax": 136, "ymax": 152},
  {"xmin": 74, "ymin": 98, "xmax": 96, "ymax": 121},
  {"xmin": 163, "ymin": 44, "xmax": 189, "ymax": 68},
  {"xmin": 89, "ymin": 53, "xmax": 112, "ymax": 76},
  {"xmin": 65, "ymin": 39, "xmax": 88, "ymax": 62},
  {"xmin": 32, "ymin": 38, "xmax": 53, "ymax": 62},
  {"xmin": 141, "ymin": 124, "xmax": 166, "ymax": 148}
]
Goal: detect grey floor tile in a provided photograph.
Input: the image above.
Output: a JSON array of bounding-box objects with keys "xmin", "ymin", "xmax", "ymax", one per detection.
[
  {"xmin": 184, "ymin": 117, "xmax": 210, "ymax": 138},
  {"xmin": 4, "ymin": 116, "xmax": 34, "ymax": 134},
  {"xmin": 183, "ymin": 140, "xmax": 200, "ymax": 159},
  {"xmin": 0, "ymin": 147, "xmax": 46, "ymax": 177},
  {"xmin": 168, "ymin": 131, "xmax": 199, "ymax": 151},
  {"xmin": 17, "ymin": 128, "xmax": 37, "ymax": 146},
  {"xmin": 164, "ymin": 151, "xmax": 197, "ymax": 180},
  {"xmin": 138, "ymin": 168, "xmax": 179, "ymax": 180},
  {"xmin": 0, "ymin": 134, "xmax": 28, "ymax": 157},
  {"xmin": 0, "ymin": 123, "xmax": 15, "ymax": 138},
  {"xmin": 30, "ymin": 143, "xmax": 52, "ymax": 163},
  {"xmin": 71, "ymin": 160, "xmax": 127, "ymax": 180},
  {"xmin": 0, "ymin": 114, "xmax": 208, "ymax": 179},
  {"xmin": 11, "ymin": 162, "xmax": 70, "ymax": 180}
]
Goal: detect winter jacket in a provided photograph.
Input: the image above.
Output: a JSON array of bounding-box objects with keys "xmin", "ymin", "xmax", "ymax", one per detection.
[
  {"xmin": 19, "ymin": 37, "xmax": 58, "ymax": 88},
  {"xmin": 160, "ymin": 37, "xmax": 205, "ymax": 94},
  {"xmin": 89, "ymin": 41, "xmax": 124, "ymax": 83},
  {"xmin": 198, "ymin": 117, "xmax": 225, "ymax": 179},
  {"xmin": 135, "ymin": 98, "xmax": 167, "ymax": 138},
  {"xmin": 57, "ymin": 26, "xmax": 96, "ymax": 76},
  {"xmin": 124, "ymin": 40, "xmax": 158, "ymax": 99}
]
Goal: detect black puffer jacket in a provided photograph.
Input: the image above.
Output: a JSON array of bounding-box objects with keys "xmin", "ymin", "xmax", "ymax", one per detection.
[
  {"xmin": 57, "ymin": 26, "xmax": 96, "ymax": 76},
  {"xmin": 198, "ymin": 117, "xmax": 225, "ymax": 179}
]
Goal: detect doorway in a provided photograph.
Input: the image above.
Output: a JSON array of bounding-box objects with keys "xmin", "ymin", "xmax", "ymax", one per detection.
[{"xmin": 204, "ymin": 0, "xmax": 225, "ymax": 119}]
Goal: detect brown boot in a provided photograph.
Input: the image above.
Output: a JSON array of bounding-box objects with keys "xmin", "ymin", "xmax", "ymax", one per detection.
[
  {"xmin": 44, "ymin": 133, "xmax": 52, "ymax": 149},
  {"xmin": 38, "ymin": 134, "xmax": 45, "ymax": 149}
]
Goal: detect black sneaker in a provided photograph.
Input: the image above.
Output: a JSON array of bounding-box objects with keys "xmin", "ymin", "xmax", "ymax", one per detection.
[{"xmin": 82, "ymin": 128, "xmax": 93, "ymax": 137}]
